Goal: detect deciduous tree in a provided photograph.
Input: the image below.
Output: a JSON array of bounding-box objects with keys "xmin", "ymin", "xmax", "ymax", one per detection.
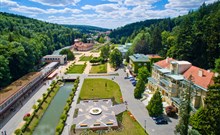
[{"xmin": 109, "ymin": 49, "xmax": 122, "ymax": 68}]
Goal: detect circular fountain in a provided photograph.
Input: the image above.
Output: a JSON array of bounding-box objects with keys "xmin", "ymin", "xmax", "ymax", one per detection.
[{"xmin": 89, "ymin": 107, "xmax": 102, "ymax": 115}]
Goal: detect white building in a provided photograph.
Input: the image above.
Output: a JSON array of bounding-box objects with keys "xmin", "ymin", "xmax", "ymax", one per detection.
[{"xmin": 42, "ymin": 55, "xmax": 67, "ymax": 64}]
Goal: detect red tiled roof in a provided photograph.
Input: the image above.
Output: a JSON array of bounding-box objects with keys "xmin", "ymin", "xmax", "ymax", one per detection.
[
  {"xmin": 155, "ymin": 58, "xmax": 174, "ymax": 69},
  {"xmin": 183, "ymin": 66, "xmax": 214, "ymax": 89},
  {"xmin": 73, "ymin": 42, "xmax": 94, "ymax": 49}
]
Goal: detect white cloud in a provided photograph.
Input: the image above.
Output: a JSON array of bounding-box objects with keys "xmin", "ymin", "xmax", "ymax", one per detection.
[
  {"xmin": 124, "ymin": 0, "xmax": 160, "ymax": 7},
  {"xmin": 10, "ymin": 6, "xmax": 45, "ymax": 14},
  {"xmin": 10, "ymin": 5, "xmax": 81, "ymax": 15},
  {"xmin": 0, "ymin": 0, "xmax": 19, "ymax": 7},
  {"xmin": 165, "ymin": 0, "xmax": 218, "ymax": 9},
  {"xmin": 108, "ymin": 0, "xmax": 124, "ymax": 5},
  {"xmin": 29, "ymin": 0, "xmax": 81, "ymax": 7}
]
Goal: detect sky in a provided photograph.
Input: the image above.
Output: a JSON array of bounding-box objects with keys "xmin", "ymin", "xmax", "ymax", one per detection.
[{"xmin": 0, "ymin": 0, "xmax": 218, "ymax": 29}]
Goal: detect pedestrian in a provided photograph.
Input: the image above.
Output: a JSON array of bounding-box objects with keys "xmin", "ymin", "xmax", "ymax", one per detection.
[
  {"xmin": 1, "ymin": 129, "xmax": 3, "ymax": 135},
  {"xmin": 4, "ymin": 130, "xmax": 6, "ymax": 135}
]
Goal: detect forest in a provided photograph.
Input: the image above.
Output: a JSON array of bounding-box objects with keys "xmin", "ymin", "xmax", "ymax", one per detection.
[
  {"xmin": 109, "ymin": 19, "xmax": 163, "ymax": 43},
  {"xmin": 0, "ymin": 12, "xmax": 82, "ymax": 88},
  {"xmin": 111, "ymin": 1, "xmax": 220, "ymax": 70},
  {"xmin": 63, "ymin": 24, "xmax": 109, "ymax": 34}
]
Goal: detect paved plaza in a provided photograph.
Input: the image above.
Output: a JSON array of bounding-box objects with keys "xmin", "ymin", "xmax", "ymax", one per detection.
[{"xmin": 73, "ymin": 99, "xmax": 126, "ymax": 130}]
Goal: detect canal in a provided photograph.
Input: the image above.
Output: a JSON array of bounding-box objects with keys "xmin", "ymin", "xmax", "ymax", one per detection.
[{"xmin": 33, "ymin": 82, "xmax": 73, "ymax": 135}]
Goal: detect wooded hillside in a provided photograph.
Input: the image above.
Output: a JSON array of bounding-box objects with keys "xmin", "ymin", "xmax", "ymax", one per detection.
[
  {"xmin": 0, "ymin": 12, "xmax": 82, "ymax": 88},
  {"xmin": 114, "ymin": 1, "xmax": 220, "ymax": 70}
]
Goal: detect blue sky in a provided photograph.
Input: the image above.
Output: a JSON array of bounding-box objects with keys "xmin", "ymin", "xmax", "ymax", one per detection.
[{"xmin": 0, "ymin": 0, "xmax": 218, "ymax": 29}]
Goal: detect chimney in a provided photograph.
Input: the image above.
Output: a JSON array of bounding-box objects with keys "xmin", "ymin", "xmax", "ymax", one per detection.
[
  {"xmin": 198, "ymin": 70, "xmax": 203, "ymax": 77},
  {"xmin": 166, "ymin": 57, "xmax": 169, "ymax": 63}
]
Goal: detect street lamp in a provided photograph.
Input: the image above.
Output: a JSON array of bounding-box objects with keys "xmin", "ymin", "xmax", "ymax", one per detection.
[
  {"xmin": 144, "ymin": 120, "xmax": 146, "ymax": 133},
  {"xmin": 67, "ymin": 124, "xmax": 70, "ymax": 135}
]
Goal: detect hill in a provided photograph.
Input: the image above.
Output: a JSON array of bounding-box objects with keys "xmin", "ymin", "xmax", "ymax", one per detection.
[
  {"xmin": 109, "ymin": 19, "xmax": 164, "ymax": 42},
  {"xmin": 0, "ymin": 12, "xmax": 82, "ymax": 88},
  {"xmin": 63, "ymin": 25, "xmax": 109, "ymax": 33},
  {"xmin": 118, "ymin": 1, "xmax": 220, "ymax": 70}
]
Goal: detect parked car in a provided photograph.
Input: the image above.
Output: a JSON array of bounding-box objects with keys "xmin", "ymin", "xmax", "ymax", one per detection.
[
  {"xmin": 130, "ymin": 78, "xmax": 136, "ymax": 81},
  {"xmin": 128, "ymin": 75, "xmax": 133, "ymax": 79},
  {"xmin": 131, "ymin": 81, "xmax": 136, "ymax": 86},
  {"xmin": 155, "ymin": 118, "xmax": 168, "ymax": 124},
  {"xmin": 124, "ymin": 76, "xmax": 129, "ymax": 79},
  {"xmin": 152, "ymin": 115, "xmax": 164, "ymax": 121}
]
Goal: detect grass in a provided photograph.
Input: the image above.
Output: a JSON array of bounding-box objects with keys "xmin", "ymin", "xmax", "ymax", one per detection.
[
  {"xmin": 90, "ymin": 63, "xmax": 107, "ymax": 73},
  {"xmin": 66, "ymin": 64, "xmax": 86, "ymax": 74},
  {"xmin": 79, "ymin": 55, "xmax": 92, "ymax": 61},
  {"xmin": 79, "ymin": 111, "xmax": 148, "ymax": 135},
  {"xmin": 79, "ymin": 78, "xmax": 122, "ymax": 103},
  {"xmin": 23, "ymin": 83, "xmax": 61, "ymax": 135}
]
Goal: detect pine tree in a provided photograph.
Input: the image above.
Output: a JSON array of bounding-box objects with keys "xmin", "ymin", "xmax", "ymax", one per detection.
[
  {"xmin": 190, "ymin": 89, "xmax": 220, "ymax": 135},
  {"xmin": 146, "ymin": 90, "xmax": 163, "ymax": 116},
  {"xmin": 134, "ymin": 79, "xmax": 145, "ymax": 99}
]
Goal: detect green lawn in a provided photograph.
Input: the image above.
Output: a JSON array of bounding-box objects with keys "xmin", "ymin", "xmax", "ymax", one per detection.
[
  {"xmin": 79, "ymin": 55, "xmax": 92, "ymax": 61},
  {"xmin": 77, "ymin": 111, "xmax": 148, "ymax": 135},
  {"xmin": 66, "ymin": 64, "xmax": 86, "ymax": 74},
  {"xmin": 79, "ymin": 78, "xmax": 122, "ymax": 103},
  {"xmin": 90, "ymin": 63, "xmax": 107, "ymax": 73}
]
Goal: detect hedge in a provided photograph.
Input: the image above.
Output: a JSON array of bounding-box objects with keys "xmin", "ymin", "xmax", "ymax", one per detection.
[{"xmin": 17, "ymin": 80, "xmax": 61, "ymax": 134}]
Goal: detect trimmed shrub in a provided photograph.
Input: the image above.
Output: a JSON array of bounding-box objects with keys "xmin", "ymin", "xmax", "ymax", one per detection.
[
  {"xmin": 165, "ymin": 106, "xmax": 177, "ymax": 117},
  {"xmin": 14, "ymin": 129, "xmax": 22, "ymax": 135}
]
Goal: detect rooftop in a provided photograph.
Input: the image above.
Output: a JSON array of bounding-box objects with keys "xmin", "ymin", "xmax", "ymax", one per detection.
[
  {"xmin": 155, "ymin": 58, "xmax": 175, "ymax": 68},
  {"xmin": 166, "ymin": 74, "xmax": 185, "ymax": 81},
  {"xmin": 0, "ymin": 72, "xmax": 42, "ymax": 105},
  {"xmin": 183, "ymin": 66, "xmax": 214, "ymax": 89},
  {"xmin": 158, "ymin": 68, "xmax": 171, "ymax": 74},
  {"xmin": 171, "ymin": 61, "xmax": 191, "ymax": 65},
  {"xmin": 129, "ymin": 54, "xmax": 149, "ymax": 62},
  {"xmin": 43, "ymin": 55, "xmax": 66, "ymax": 58}
]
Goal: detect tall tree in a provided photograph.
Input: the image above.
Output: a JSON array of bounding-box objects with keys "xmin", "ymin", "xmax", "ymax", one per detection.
[
  {"xmin": 0, "ymin": 55, "xmax": 11, "ymax": 87},
  {"xmin": 109, "ymin": 49, "xmax": 123, "ymax": 68},
  {"xmin": 190, "ymin": 89, "xmax": 220, "ymax": 135},
  {"xmin": 132, "ymin": 31, "xmax": 151, "ymax": 54},
  {"xmin": 134, "ymin": 78, "xmax": 145, "ymax": 99},
  {"xmin": 214, "ymin": 58, "xmax": 220, "ymax": 73},
  {"xmin": 137, "ymin": 67, "xmax": 150, "ymax": 83},
  {"xmin": 146, "ymin": 90, "xmax": 163, "ymax": 116},
  {"xmin": 59, "ymin": 49, "xmax": 75, "ymax": 60},
  {"xmin": 100, "ymin": 45, "xmax": 110, "ymax": 60}
]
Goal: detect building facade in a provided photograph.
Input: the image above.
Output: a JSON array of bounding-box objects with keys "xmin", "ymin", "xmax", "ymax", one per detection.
[
  {"xmin": 128, "ymin": 54, "xmax": 162, "ymax": 74},
  {"xmin": 129, "ymin": 54, "xmax": 150, "ymax": 74},
  {"xmin": 148, "ymin": 58, "xmax": 214, "ymax": 111},
  {"xmin": 42, "ymin": 55, "xmax": 67, "ymax": 64},
  {"xmin": 0, "ymin": 62, "xmax": 58, "ymax": 118},
  {"xmin": 116, "ymin": 43, "xmax": 132, "ymax": 58},
  {"xmin": 73, "ymin": 39, "xmax": 94, "ymax": 51}
]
